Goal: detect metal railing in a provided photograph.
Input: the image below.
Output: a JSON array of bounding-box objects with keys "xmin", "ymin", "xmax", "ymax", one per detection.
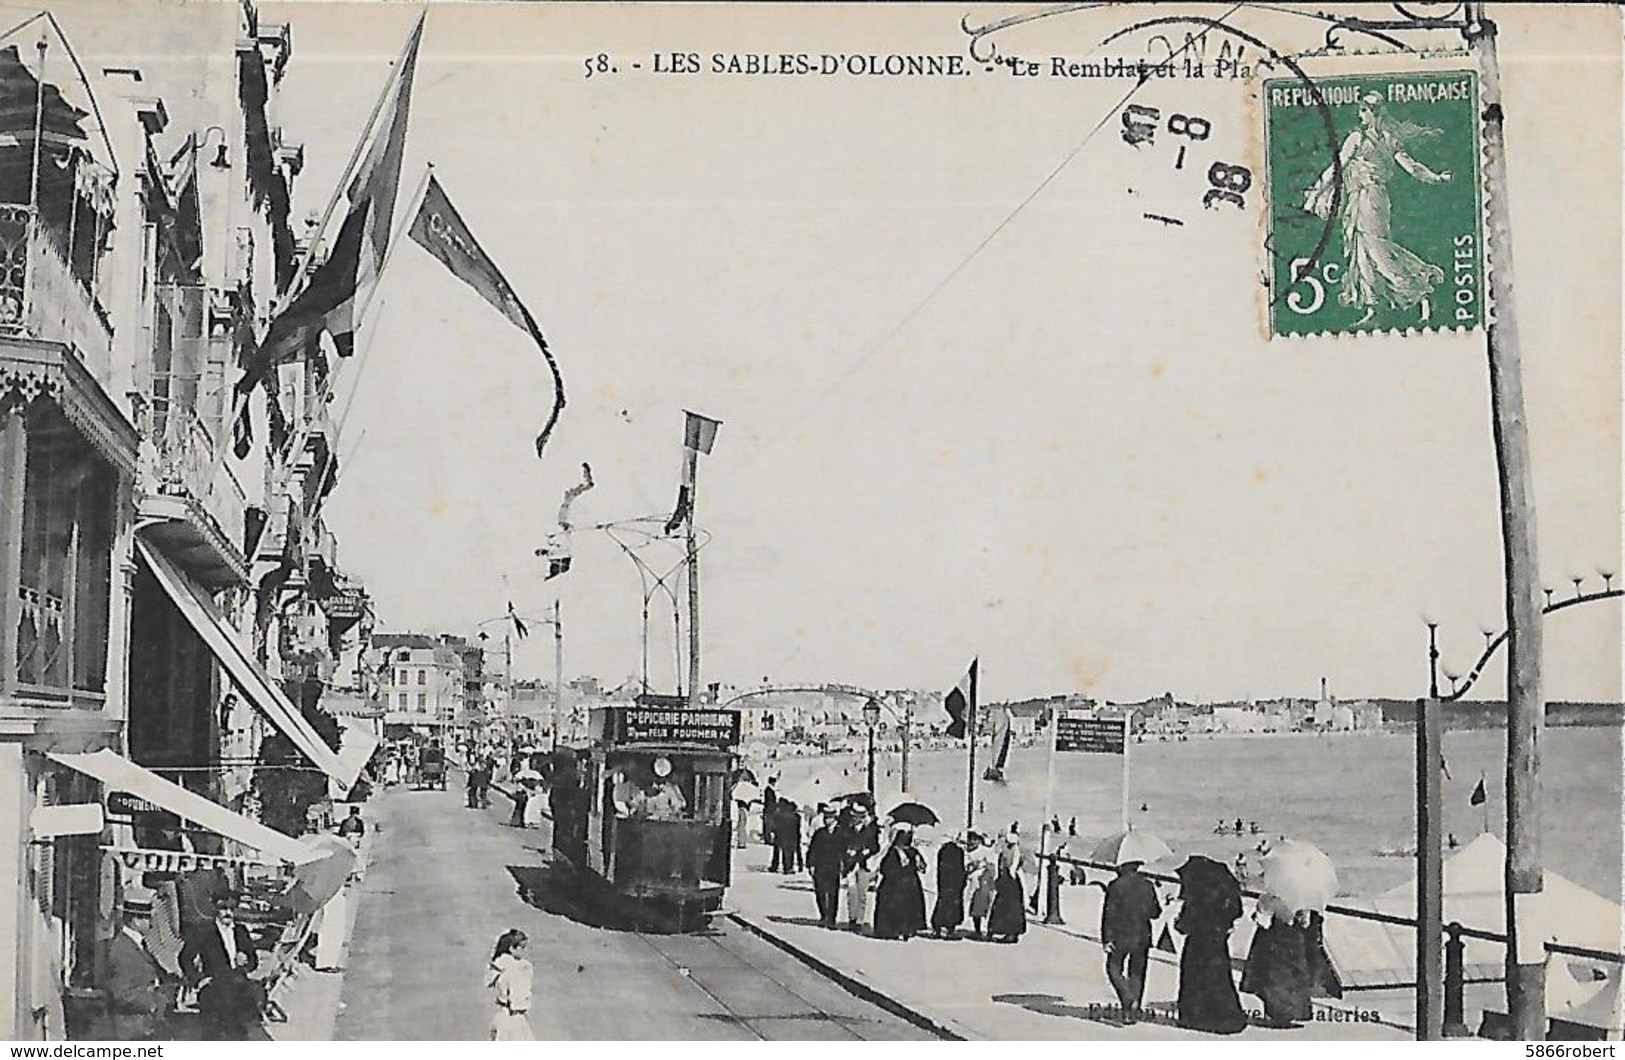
[
  {"xmin": 138, "ymin": 394, "xmax": 248, "ymax": 550},
  {"xmin": 0, "ymin": 204, "xmax": 113, "ymax": 378},
  {"xmin": 1038, "ymin": 850, "xmax": 1623, "ymax": 1037}
]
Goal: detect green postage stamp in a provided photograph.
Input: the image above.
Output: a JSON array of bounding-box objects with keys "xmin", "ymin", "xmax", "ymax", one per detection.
[{"xmin": 1263, "ymin": 70, "xmax": 1483, "ymax": 337}]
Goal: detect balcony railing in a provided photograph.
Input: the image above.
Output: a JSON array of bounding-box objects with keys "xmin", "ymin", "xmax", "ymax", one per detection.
[
  {"xmin": 0, "ymin": 204, "xmax": 113, "ymax": 380},
  {"xmin": 141, "ymin": 396, "xmax": 248, "ymax": 555}
]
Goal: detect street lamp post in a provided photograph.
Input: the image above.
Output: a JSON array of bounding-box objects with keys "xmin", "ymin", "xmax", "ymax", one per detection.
[{"xmin": 863, "ymin": 698, "xmax": 881, "ymax": 801}]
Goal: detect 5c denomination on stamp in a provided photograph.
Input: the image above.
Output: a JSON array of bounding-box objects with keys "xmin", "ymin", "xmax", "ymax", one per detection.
[{"xmin": 1264, "ymin": 70, "xmax": 1483, "ymax": 337}]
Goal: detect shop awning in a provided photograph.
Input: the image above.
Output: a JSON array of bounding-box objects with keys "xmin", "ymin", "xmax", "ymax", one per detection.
[
  {"xmin": 46, "ymin": 749, "xmax": 313, "ymax": 864},
  {"xmin": 332, "ymin": 720, "xmax": 381, "ymax": 796},
  {"xmin": 134, "ymin": 537, "xmax": 356, "ymax": 788}
]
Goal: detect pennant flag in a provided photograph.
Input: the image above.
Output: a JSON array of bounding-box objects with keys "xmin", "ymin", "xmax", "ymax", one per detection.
[
  {"xmin": 507, "ymin": 601, "xmax": 529, "ymax": 640},
  {"xmin": 1469, "ymin": 777, "xmax": 1487, "ymax": 806},
  {"xmin": 234, "ymin": 14, "xmax": 423, "ymax": 455},
  {"xmin": 556, "ymin": 462, "xmax": 595, "ymax": 529},
  {"xmin": 944, "ymin": 659, "xmax": 977, "ymax": 741},
  {"xmin": 664, "ymin": 485, "xmax": 691, "ymax": 536},
  {"xmin": 665, "ymin": 412, "xmax": 721, "ymax": 532},
  {"xmin": 408, "ymin": 173, "xmax": 565, "ymax": 458}
]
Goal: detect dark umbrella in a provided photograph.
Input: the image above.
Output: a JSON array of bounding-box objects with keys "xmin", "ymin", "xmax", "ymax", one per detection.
[
  {"xmin": 885, "ymin": 801, "xmax": 940, "ymax": 828},
  {"xmin": 1175, "ymin": 854, "xmax": 1242, "ymax": 923}
]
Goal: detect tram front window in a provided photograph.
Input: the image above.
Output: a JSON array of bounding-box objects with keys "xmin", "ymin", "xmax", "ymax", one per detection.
[{"xmin": 640, "ymin": 777, "xmax": 689, "ymax": 820}]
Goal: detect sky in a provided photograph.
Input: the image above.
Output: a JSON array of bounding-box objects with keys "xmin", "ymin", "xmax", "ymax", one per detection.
[{"xmin": 210, "ymin": 2, "xmax": 1623, "ymax": 704}]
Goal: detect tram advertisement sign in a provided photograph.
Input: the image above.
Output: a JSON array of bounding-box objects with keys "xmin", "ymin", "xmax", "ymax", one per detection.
[
  {"xmin": 1055, "ymin": 714, "xmax": 1127, "ymax": 755},
  {"xmin": 615, "ymin": 707, "xmax": 741, "ymax": 748}
]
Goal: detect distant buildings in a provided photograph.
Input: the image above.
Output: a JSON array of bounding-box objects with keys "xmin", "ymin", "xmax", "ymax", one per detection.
[{"xmin": 372, "ymin": 633, "xmax": 465, "ymax": 735}]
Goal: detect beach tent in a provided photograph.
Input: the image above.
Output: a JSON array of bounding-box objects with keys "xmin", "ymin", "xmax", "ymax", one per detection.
[{"xmin": 1321, "ymin": 833, "xmax": 1624, "ymax": 1032}]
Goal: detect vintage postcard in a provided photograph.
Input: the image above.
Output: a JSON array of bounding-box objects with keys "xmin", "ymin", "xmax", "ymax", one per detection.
[{"xmin": 0, "ymin": 0, "xmax": 1618, "ymax": 1046}]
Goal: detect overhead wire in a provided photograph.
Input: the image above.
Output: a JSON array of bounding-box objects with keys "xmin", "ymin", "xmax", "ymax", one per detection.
[{"xmin": 729, "ymin": 4, "xmax": 1245, "ymax": 476}]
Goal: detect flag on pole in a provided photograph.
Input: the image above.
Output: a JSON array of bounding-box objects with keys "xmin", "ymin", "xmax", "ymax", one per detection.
[
  {"xmin": 407, "ymin": 173, "xmax": 565, "ymax": 457},
  {"xmin": 1469, "ymin": 777, "xmax": 1487, "ymax": 806},
  {"xmin": 684, "ymin": 411, "xmax": 721, "ymax": 454},
  {"xmin": 944, "ymin": 659, "xmax": 977, "ymax": 740},
  {"xmin": 508, "ymin": 601, "xmax": 529, "ymax": 639},
  {"xmin": 665, "ymin": 411, "xmax": 721, "ymax": 533},
  {"xmin": 233, "ymin": 15, "xmax": 423, "ymax": 455}
]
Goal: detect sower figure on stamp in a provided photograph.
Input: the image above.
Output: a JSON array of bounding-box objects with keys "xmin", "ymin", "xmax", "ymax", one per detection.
[{"xmin": 1305, "ymin": 92, "xmax": 1452, "ymax": 326}]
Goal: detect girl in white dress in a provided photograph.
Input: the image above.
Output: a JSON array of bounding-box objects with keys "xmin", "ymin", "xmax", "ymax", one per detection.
[{"xmin": 487, "ymin": 929, "xmax": 535, "ymax": 1040}]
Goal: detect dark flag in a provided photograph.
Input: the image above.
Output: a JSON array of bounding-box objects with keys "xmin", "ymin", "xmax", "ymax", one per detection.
[
  {"xmin": 234, "ymin": 14, "xmax": 424, "ymax": 455},
  {"xmin": 663, "ymin": 486, "xmax": 691, "ymax": 536},
  {"xmin": 508, "ymin": 601, "xmax": 529, "ymax": 640},
  {"xmin": 944, "ymin": 659, "xmax": 977, "ymax": 740},
  {"xmin": 408, "ymin": 173, "xmax": 564, "ymax": 457},
  {"xmin": 665, "ymin": 411, "xmax": 721, "ymax": 533},
  {"xmin": 1469, "ymin": 778, "xmax": 1487, "ymax": 806},
  {"xmin": 684, "ymin": 410, "xmax": 721, "ymax": 454}
]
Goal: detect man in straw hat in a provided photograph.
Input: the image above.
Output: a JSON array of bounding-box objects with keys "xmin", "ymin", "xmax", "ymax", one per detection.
[
  {"xmin": 106, "ymin": 896, "xmax": 171, "ymax": 1039},
  {"xmin": 805, "ymin": 804, "xmax": 845, "ymax": 928}
]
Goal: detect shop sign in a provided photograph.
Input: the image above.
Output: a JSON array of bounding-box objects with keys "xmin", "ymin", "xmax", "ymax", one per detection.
[
  {"xmin": 614, "ymin": 706, "xmax": 740, "ymax": 748},
  {"xmin": 102, "ymin": 845, "xmax": 286, "ymax": 874}
]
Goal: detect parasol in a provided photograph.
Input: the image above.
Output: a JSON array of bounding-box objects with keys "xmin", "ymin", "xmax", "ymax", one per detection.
[
  {"xmin": 885, "ymin": 801, "xmax": 940, "ymax": 827},
  {"xmin": 1090, "ymin": 826, "xmax": 1175, "ymax": 868},
  {"xmin": 282, "ymin": 835, "xmax": 357, "ymax": 915},
  {"xmin": 731, "ymin": 780, "xmax": 762, "ymax": 805},
  {"xmin": 1260, "ymin": 839, "xmax": 1338, "ymax": 914}
]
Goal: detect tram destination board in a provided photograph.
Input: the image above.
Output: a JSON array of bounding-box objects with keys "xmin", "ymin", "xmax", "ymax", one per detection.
[
  {"xmin": 614, "ymin": 706, "xmax": 741, "ymax": 749},
  {"xmin": 1055, "ymin": 715, "xmax": 1127, "ymax": 755}
]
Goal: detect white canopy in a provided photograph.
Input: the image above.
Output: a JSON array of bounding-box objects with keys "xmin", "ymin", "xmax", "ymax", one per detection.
[
  {"xmin": 136, "ymin": 538, "xmax": 354, "ymax": 787},
  {"xmin": 48, "ymin": 749, "xmax": 316, "ymax": 865}
]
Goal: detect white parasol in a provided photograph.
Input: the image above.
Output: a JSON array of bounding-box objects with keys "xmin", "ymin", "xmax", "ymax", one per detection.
[{"xmin": 1261, "ymin": 839, "xmax": 1339, "ymax": 914}]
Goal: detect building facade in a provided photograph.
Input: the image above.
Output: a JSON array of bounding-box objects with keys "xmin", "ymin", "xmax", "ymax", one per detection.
[{"xmin": 0, "ymin": 2, "xmax": 369, "ymax": 1038}]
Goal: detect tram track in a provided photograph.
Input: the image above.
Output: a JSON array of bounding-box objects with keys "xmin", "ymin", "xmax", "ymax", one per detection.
[{"xmin": 628, "ymin": 919, "xmax": 888, "ymax": 1040}]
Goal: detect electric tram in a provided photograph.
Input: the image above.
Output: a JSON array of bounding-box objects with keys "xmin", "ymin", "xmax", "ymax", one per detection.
[{"xmin": 549, "ymin": 694, "xmax": 740, "ymax": 923}]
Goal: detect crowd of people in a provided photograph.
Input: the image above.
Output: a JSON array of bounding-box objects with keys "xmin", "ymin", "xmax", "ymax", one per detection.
[
  {"xmin": 104, "ymin": 892, "xmax": 271, "ymax": 1040},
  {"xmin": 748, "ymin": 781, "xmax": 1339, "ymax": 1035},
  {"xmin": 762, "ymin": 787, "xmax": 1033, "ymax": 945}
]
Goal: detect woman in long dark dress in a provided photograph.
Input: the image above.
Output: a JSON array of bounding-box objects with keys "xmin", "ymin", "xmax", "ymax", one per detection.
[
  {"xmin": 1173, "ymin": 855, "xmax": 1249, "ymax": 1034},
  {"xmin": 931, "ymin": 838, "xmax": 967, "ymax": 939},
  {"xmin": 872, "ymin": 825, "xmax": 927, "ymax": 940},
  {"xmin": 986, "ymin": 834, "xmax": 1027, "ymax": 943},
  {"xmin": 1240, "ymin": 893, "xmax": 1314, "ymax": 1026}
]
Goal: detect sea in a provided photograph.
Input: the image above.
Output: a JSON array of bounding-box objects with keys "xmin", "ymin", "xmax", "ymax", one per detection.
[{"xmin": 766, "ymin": 726, "xmax": 1623, "ymax": 902}]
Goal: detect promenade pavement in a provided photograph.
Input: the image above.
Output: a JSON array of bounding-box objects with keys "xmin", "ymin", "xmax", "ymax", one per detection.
[{"xmin": 724, "ymin": 844, "xmax": 1412, "ymax": 1041}]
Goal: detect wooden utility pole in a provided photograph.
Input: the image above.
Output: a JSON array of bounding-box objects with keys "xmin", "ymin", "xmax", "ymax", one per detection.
[
  {"xmin": 552, "ymin": 598, "xmax": 563, "ymax": 750},
  {"xmin": 1417, "ymin": 696, "xmax": 1444, "ymax": 1040},
  {"xmin": 1467, "ymin": 8, "xmax": 1546, "ymax": 1039},
  {"xmin": 684, "ymin": 446, "xmax": 701, "ymax": 709}
]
